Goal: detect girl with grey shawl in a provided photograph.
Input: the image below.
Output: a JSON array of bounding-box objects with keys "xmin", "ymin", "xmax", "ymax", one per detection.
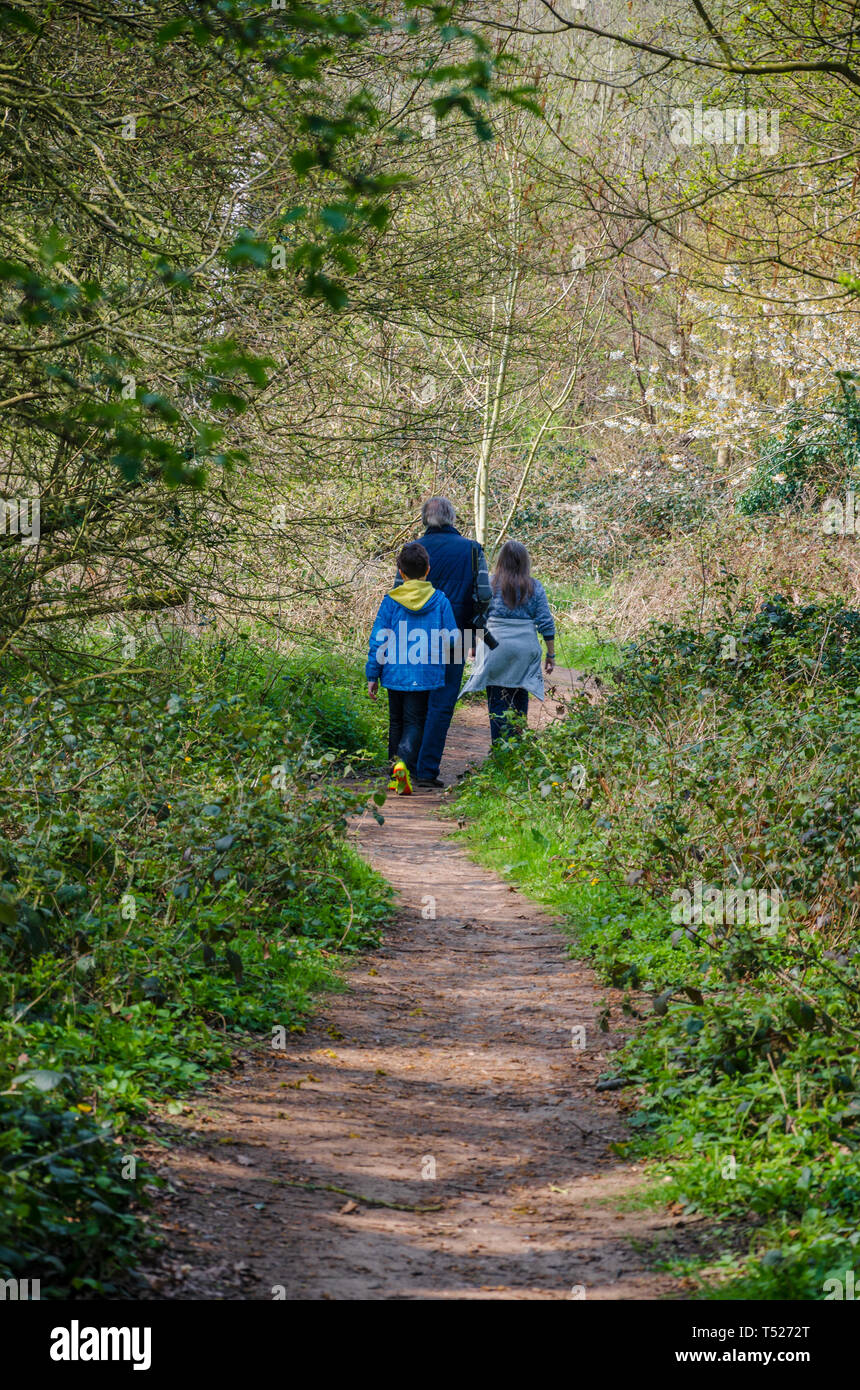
[{"xmin": 460, "ymin": 539, "xmax": 556, "ymax": 742}]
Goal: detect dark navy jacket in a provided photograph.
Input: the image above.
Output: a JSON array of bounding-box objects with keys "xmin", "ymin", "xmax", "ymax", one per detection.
[{"xmin": 395, "ymin": 525, "xmax": 489, "ymax": 631}]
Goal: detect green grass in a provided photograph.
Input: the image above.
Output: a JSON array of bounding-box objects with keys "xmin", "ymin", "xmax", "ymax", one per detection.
[{"xmin": 543, "ymin": 578, "xmax": 619, "ymax": 672}]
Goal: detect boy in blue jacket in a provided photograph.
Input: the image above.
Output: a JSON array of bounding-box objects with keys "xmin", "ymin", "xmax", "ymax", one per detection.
[{"xmin": 366, "ymin": 542, "xmax": 458, "ymax": 795}]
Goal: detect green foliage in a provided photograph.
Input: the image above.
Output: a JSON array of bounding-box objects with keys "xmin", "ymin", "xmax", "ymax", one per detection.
[
  {"xmin": 0, "ymin": 637, "xmax": 390, "ymax": 1295},
  {"xmin": 737, "ymin": 388, "xmax": 860, "ymax": 515},
  {"xmin": 452, "ymin": 596, "xmax": 860, "ymax": 1298},
  {"xmin": 179, "ymin": 636, "xmax": 388, "ymax": 760},
  {"xmin": 0, "ymin": 0, "xmax": 537, "ymax": 659},
  {"xmin": 542, "ymin": 580, "xmax": 620, "ymax": 672},
  {"xmin": 511, "ymin": 447, "xmax": 719, "ymax": 578}
]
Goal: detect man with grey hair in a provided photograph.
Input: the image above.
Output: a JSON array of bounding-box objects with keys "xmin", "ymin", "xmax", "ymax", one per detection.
[
  {"xmin": 394, "ymin": 496, "xmax": 490, "ymax": 786},
  {"xmin": 422, "ymin": 496, "xmax": 456, "ymax": 528}
]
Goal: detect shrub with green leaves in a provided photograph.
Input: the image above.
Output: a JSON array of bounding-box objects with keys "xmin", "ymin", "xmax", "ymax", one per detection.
[
  {"xmin": 0, "ymin": 635, "xmax": 390, "ymax": 1295},
  {"xmin": 513, "ymin": 455, "xmax": 717, "ymax": 577},
  {"xmin": 452, "ymin": 595, "xmax": 860, "ymax": 1298},
  {"xmin": 737, "ymin": 386, "xmax": 860, "ymax": 515}
]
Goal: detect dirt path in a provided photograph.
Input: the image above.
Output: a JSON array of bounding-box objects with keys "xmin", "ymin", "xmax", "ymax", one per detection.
[{"xmin": 142, "ymin": 675, "xmax": 701, "ymax": 1300}]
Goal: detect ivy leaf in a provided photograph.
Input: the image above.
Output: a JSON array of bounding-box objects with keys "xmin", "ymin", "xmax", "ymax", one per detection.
[
  {"xmin": 225, "ymin": 229, "xmax": 271, "ymax": 269},
  {"xmin": 155, "ymin": 18, "xmax": 190, "ymax": 42}
]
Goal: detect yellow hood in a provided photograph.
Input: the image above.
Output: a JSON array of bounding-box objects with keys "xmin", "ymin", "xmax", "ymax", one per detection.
[{"xmin": 387, "ymin": 579, "xmax": 435, "ymax": 611}]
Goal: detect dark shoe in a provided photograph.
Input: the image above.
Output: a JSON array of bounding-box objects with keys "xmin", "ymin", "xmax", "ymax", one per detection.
[{"xmin": 415, "ymin": 776, "xmax": 445, "ymax": 788}]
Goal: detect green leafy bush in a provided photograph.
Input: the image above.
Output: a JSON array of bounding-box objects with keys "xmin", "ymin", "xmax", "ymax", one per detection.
[
  {"xmin": 737, "ymin": 387, "xmax": 860, "ymax": 515},
  {"xmin": 452, "ymin": 596, "xmax": 860, "ymax": 1298},
  {"xmin": 0, "ymin": 635, "xmax": 390, "ymax": 1294}
]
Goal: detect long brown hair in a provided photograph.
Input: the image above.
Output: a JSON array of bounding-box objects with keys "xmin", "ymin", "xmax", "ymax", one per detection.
[{"xmin": 492, "ymin": 539, "xmax": 535, "ymax": 610}]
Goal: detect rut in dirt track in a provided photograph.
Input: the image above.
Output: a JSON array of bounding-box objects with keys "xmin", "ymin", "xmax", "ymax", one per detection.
[{"xmin": 144, "ymin": 672, "xmax": 701, "ymax": 1300}]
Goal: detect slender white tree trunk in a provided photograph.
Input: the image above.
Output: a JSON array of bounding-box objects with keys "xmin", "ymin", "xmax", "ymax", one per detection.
[
  {"xmin": 474, "ymin": 144, "xmax": 523, "ymax": 547},
  {"xmin": 474, "ymin": 261, "xmax": 520, "ymax": 546},
  {"xmin": 494, "ymin": 357, "xmax": 580, "ymax": 550}
]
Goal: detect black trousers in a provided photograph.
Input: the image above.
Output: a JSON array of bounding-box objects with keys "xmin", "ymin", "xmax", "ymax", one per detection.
[
  {"xmin": 387, "ymin": 689, "xmax": 430, "ymax": 772},
  {"xmin": 487, "ymin": 684, "xmax": 529, "ymax": 743}
]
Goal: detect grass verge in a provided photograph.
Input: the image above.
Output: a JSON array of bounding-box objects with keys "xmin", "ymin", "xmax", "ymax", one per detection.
[
  {"xmin": 0, "ymin": 634, "xmax": 390, "ymax": 1295},
  {"xmin": 449, "ymin": 597, "xmax": 860, "ymax": 1300}
]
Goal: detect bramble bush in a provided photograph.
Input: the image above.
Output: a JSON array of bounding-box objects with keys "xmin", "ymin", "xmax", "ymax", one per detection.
[
  {"xmin": 513, "ymin": 453, "xmax": 717, "ymax": 577},
  {"xmin": 737, "ymin": 385, "xmax": 860, "ymax": 516},
  {"xmin": 453, "ymin": 593, "xmax": 860, "ymax": 1298},
  {"xmin": 0, "ymin": 633, "xmax": 390, "ymax": 1295}
]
